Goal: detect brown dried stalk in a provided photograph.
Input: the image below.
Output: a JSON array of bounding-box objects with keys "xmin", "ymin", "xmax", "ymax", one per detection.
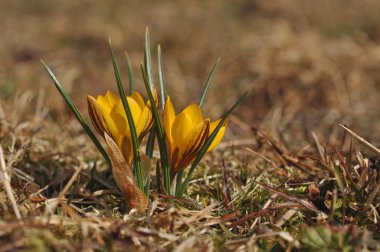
[{"xmin": 0, "ymin": 145, "xmax": 22, "ymax": 221}]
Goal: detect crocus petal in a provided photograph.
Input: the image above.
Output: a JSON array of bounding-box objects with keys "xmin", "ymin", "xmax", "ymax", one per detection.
[
  {"xmin": 120, "ymin": 135, "xmax": 134, "ymax": 164},
  {"xmin": 87, "ymin": 95, "xmax": 119, "ymax": 140},
  {"xmin": 136, "ymin": 100, "xmax": 154, "ymax": 139},
  {"xmin": 171, "ymin": 111, "xmax": 194, "ymax": 149},
  {"xmin": 97, "ymin": 95, "xmax": 112, "ymax": 114},
  {"xmin": 136, "ymin": 90, "xmax": 157, "ymax": 138},
  {"xmin": 131, "ymin": 91, "xmax": 145, "ymax": 111},
  {"xmin": 181, "ymin": 104, "xmax": 203, "ymax": 125},
  {"xmin": 207, "ymin": 119, "xmax": 228, "ymax": 152},
  {"xmin": 105, "ymin": 91, "xmax": 118, "ymax": 108},
  {"xmin": 110, "ymin": 97, "xmax": 142, "ymax": 135},
  {"xmin": 163, "ymin": 96, "xmax": 176, "ymax": 144},
  {"xmin": 176, "ymin": 119, "xmax": 210, "ymax": 171},
  {"xmin": 110, "ymin": 111, "xmax": 127, "ymax": 136}
]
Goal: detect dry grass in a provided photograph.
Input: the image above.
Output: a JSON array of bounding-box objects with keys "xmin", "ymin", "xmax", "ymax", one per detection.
[{"xmin": 1, "ymin": 0, "xmax": 380, "ymax": 251}]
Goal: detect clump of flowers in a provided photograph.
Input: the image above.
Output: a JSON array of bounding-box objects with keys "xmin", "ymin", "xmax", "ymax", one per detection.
[{"xmin": 43, "ymin": 29, "xmax": 248, "ymax": 210}]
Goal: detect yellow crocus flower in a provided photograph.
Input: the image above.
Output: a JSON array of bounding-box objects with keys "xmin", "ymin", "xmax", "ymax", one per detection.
[
  {"xmin": 87, "ymin": 90, "xmax": 156, "ymax": 164},
  {"xmin": 163, "ymin": 96, "xmax": 228, "ymax": 175}
]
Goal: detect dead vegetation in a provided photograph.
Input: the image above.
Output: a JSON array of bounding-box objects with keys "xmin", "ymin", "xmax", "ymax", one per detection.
[
  {"xmin": 1, "ymin": 0, "xmax": 380, "ymax": 251},
  {"xmin": 1, "ymin": 89, "xmax": 379, "ymax": 250}
]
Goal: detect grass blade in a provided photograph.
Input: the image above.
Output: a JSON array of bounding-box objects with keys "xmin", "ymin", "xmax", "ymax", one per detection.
[
  {"xmin": 340, "ymin": 124, "xmax": 380, "ymax": 156},
  {"xmin": 141, "ymin": 63, "xmax": 171, "ymax": 194},
  {"xmin": 145, "ymin": 129, "xmax": 155, "ymax": 158},
  {"xmin": 199, "ymin": 58, "xmax": 220, "ymax": 108},
  {"xmin": 124, "ymin": 51, "xmax": 135, "ymax": 94},
  {"xmin": 156, "ymin": 159, "xmax": 161, "ymax": 192},
  {"xmin": 158, "ymin": 45, "xmax": 167, "ymax": 108},
  {"xmin": 177, "ymin": 90, "xmax": 250, "ymax": 196},
  {"xmin": 41, "ymin": 60, "xmax": 111, "ymax": 166},
  {"xmin": 175, "ymin": 169, "xmax": 183, "ymax": 196},
  {"xmin": 145, "ymin": 27, "xmax": 154, "ymax": 91},
  {"xmin": 108, "ymin": 40, "xmax": 143, "ymax": 190},
  {"xmin": 144, "ymin": 174, "xmax": 151, "ymax": 197}
]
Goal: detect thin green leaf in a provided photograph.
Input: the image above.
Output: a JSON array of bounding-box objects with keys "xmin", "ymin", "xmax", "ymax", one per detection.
[
  {"xmin": 156, "ymin": 159, "xmax": 161, "ymax": 192},
  {"xmin": 199, "ymin": 58, "xmax": 220, "ymax": 108},
  {"xmin": 145, "ymin": 129, "xmax": 155, "ymax": 158},
  {"xmin": 41, "ymin": 60, "xmax": 111, "ymax": 166},
  {"xmin": 177, "ymin": 90, "xmax": 250, "ymax": 196},
  {"xmin": 145, "ymin": 27, "xmax": 154, "ymax": 91},
  {"xmin": 175, "ymin": 169, "xmax": 183, "ymax": 196},
  {"xmin": 332, "ymin": 163, "xmax": 345, "ymax": 195},
  {"xmin": 141, "ymin": 63, "xmax": 171, "ymax": 194},
  {"xmin": 158, "ymin": 45, "xmax": 167, "ymax": 108},
  {"xmin": 124, "ymin": 51, "xmax": 135, "ymax": 94},
  {"xmin": 108, "ymin": 39, "xmax": 143, "ymax": 190},
  {"xmin": 144, "ymin": 174, "xmax": 151, "ymax": 197}
]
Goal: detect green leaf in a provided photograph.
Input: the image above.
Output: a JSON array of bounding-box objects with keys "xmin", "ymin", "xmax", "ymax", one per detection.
[
  {"xmin": 41, "ymin": 60, "xmax": 111, "ymax": 166},
  {"xmin": 144, "ymin": 174, "xmax": 151, "ymax": 197},
  {"xmin": 156, "ymin": 159, "xmax": 161, "ymax": 192},
  {"xmin": 157, "ymin": 45, "xmax": 167, "ymax": 108},
  {"xmin": 175, "ymin": 169, "xmax": 183, "ymax": 196},
  {"xmin": 108, "ymin": 39, "xmax": 143, "ymax": 191},
  {"xmin": 145, "ymin": 129, "xmax": 155, "ymax": 158},
  {"xmin": 300, "ymin": 226, "xmax": 332, "ymax": 249},
  {"xmin": 332, "ymin": 162, "xmax": 345, "ymax": 194},
  {"xmin": 124, "ymin": 51, "xmax": 135, "ymax": 94},
  {"xmin": 177, "ymin": 90, "xmax": 250, "ymax": 197},
  {"xmin": 199, "ymin": 58, "xmax": 220, "ymax": 108},
  {"xmin": 141, "ymin": 63, "xmax": 171, "ymax": 194},
  {"xmin": 145, "ymin": 27, "xmax": 154, "ymax": 91}
]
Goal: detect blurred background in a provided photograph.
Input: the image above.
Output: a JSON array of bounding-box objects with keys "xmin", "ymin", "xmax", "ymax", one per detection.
[{"xmin": 2, "ymin": 0, "xmax": 380, "ymax": 145}]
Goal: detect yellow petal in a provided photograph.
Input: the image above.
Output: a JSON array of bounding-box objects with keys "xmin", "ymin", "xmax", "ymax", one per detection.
[
  {"xmin": 171, "ymin": 111, "xmax": 194, "ymax": 148},
  {"xmin": 181, "ymin": 104, "xmax": 203, "ymax": 125},
  {"xmin": 207, "ymin": 119, "xmax": 228, "ymax": 152},
  {"xmin": 136, "ymin": 100, "xmax": 154, "ymax": 139},
  {"xmin": 131, "ymin": 91, "xmax": 145, "ymax": 111},
  {"xmin": 175, "ymin": 119, "xmax": 210, "ymax": 171},
  {"xmin": 87, "ymin": 95, "xmax": 119, "ymax": 139},
  {"xmin": 127, "ymin": 97, "xmax": 143, "ymax": 124},
  {"xmin": 110, "ymin": 110, "xmax": 127, "ymax": 136},
  {"xmin": 120, "ymin": 135, "xmax": 134, "ymax": 165},
  {"xmin": 95, "ymin": 91, "xmax": 118, "ymax": 113},
  {"xmin": 163, "ymin": 96, "xmax": 176, "ymax": 144},
  {"xmin": 105, "ymin": 91, "xmax": 118, "ymax": 108},
  {"xmin": 110, "ymin": 97, "xmax": 142, "ymax": 136},
  {"xmin": 96, "ymin": 95, "xmax": 112, "ymax": 113}
]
